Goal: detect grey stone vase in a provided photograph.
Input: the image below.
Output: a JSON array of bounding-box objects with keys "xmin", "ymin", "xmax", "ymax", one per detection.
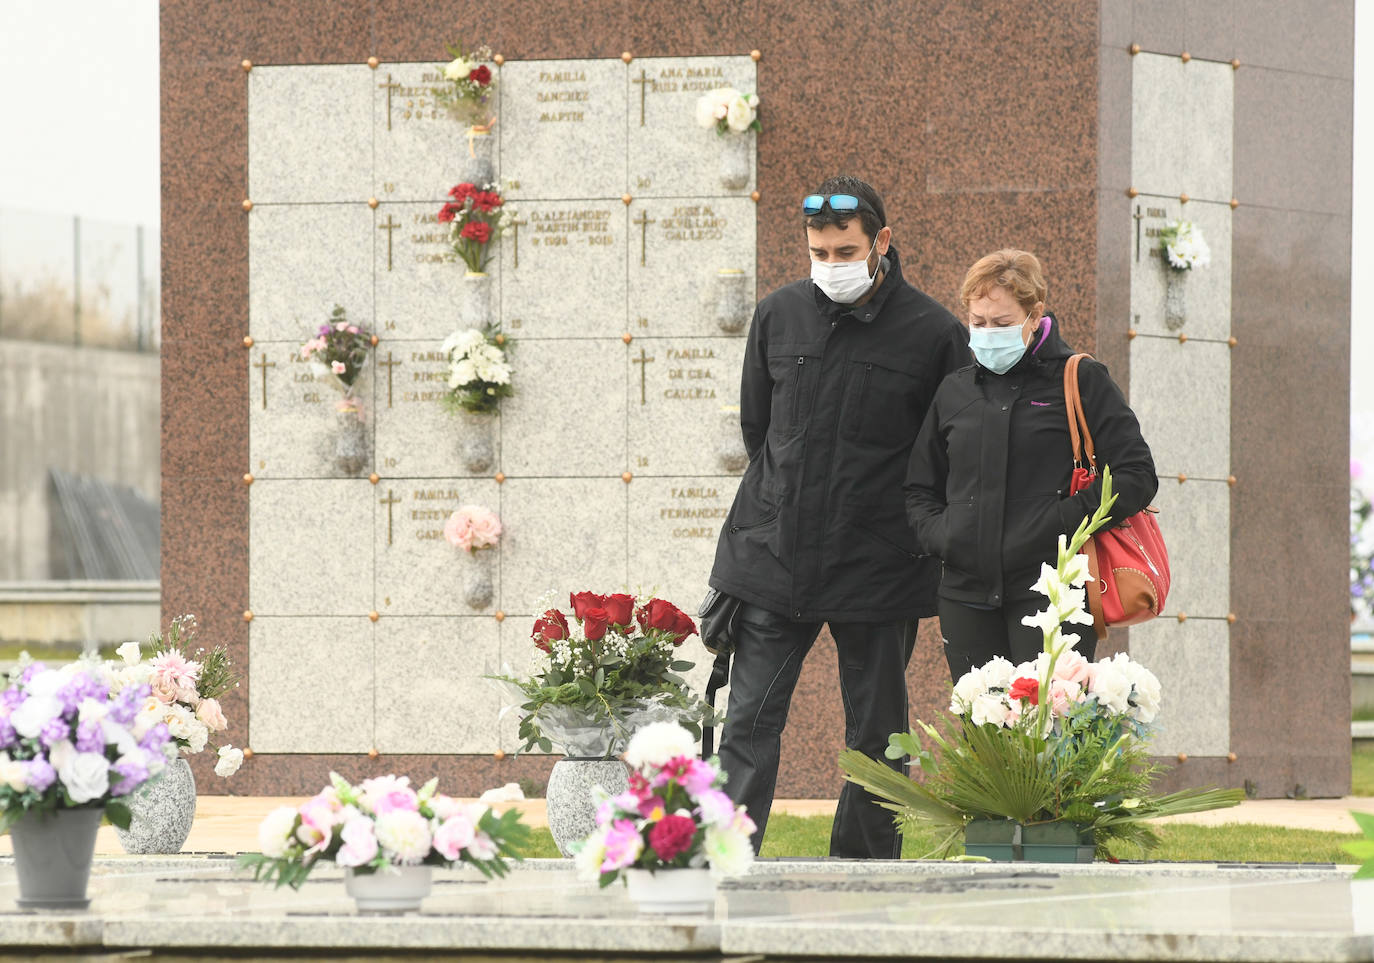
[
  {"xmin": 461, "ymin": 128, "xmax": 496, "ymax": 186},
  {"xmin": 1164, "ymin": 268, "xmax": 1188, "ymax": 330},
  {"xmin": 458, "ymin": 411, "xmax": 496, "ymax": 474},
  {"xmin": 714, "ymin": 269, "xmax": 751, "ymax": 333},
  {"xmin": 333, "ymin": 403, "xmax": 368, "ymax": 476},
  {"xmin": 545, "ymin": 758, "xmax": 631, "ymax": 857},
  {"xmin": 11, "ymin": 805, "xmax": 103, "ymax": 910},
  {"xmin": 114, "ymin": 755, "xmax": 197, "ymax": 855},
  {"xmin": 716, "ymin": 408, "xmax": 748, "ymax": 473},
  {"xmin": 463, "ymin": 548, "xmax": 495, "ymax": 609},
  {"xmin": 718, "ymin": 133, "xmax": 751, "ymax": 190}
]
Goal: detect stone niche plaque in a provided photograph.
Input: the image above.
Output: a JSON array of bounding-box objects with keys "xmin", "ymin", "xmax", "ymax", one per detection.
[
  {"xmin": 247, "ymin": 55, "xmax": 756, "ymax": 755},
  {"xmin": 1131, "ymin": 53, "xmax": 1234, "ymax": 204},
  {"xmin": 1128, "ymin": 197, "xmax": 1232, "ymax": 341}
]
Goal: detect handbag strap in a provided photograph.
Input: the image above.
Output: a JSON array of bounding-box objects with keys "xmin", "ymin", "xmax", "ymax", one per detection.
[{"xmin": 1063, "ymin": 354, "xmax": 1097, "ymax": 470}]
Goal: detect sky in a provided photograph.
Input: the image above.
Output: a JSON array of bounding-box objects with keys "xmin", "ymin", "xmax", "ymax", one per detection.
[{"xmin": 0, "ymin": 0, "xmax": 1368, "ymax": 458}]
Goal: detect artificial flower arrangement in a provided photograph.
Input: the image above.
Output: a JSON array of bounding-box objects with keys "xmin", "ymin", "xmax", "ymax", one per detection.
[
  {"xmin": 575, "ymin": 722, "xmax": 755, "ymax": 886},
  {"xmin": 441, "ymin": 326, "xmax": 513, "ymax": 415},
  {"xmin": 438, "ymin": 182, "xmax": 513, "ymax": 275},
  {"xmin": 489, "ymin": 592, "xmax": 720, "ymax": 758},
  {"xmin": 444, "ymin": 504, "xmax": 502, "ymax": 553},
  {"xmin": 299, "ymin": 304, "xmax": 375, "ymax": 407},
  {"xmin": 1353, "ymin": 463, "xmax": 1374, "ymax": 623},
  {"xmin": 1158, "ymin": 220, "xmax": 1211, "ymax": 271},
  {"xmin": 436, "ymin": 40, "xmax": 498, "ymax": 130},
  {"xmin": 106, "ymin": 614, "xmax": 243, "ymax": 779},
  {"xmin": 840, "ymin": 468, "xmax": 1243, "ymax": 859},
  {"xmin": 240, "ymin": 772, "xmax": 529, "ymax": 889},
  {"xmin": 0, "ymin": 658, "xmax": 175, "ymax": 832},
  {"xmin": 694, "ymin": 86, "xmax": 761, "ymax": 135}
]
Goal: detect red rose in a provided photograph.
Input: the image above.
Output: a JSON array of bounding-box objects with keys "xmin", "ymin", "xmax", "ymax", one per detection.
[
  {"xmin": 582, "ymin": 607, "xmax": 610, "ymax": 641},
  {"xmin": 648, "ymin": 813, "xmax": 697, "ymax": 862},
  {"xmin": 448, "ymin": 182, "xmax": 477, "ymax": 201},
  {"xmin": 531, "ymin": 609, "xmax": 569, "ymax": 652},
  {"xmin": 602, "ymin": 593, "xmax": 635, "ymax": 629},
  {"xmin": 472, "ymin": 191, "xmax": 504, "ymax": 213},
  {"xmin": 436, "ymin": 202, "xmax": 461, "ymax": 223},
  {"xmin": 460, "ymin": 221, "xmax": 492, "ymax": 243},
  {"xmin": 570, "ymin": 591, "xmax": 608, "ymax": 621},
  {"xmin": 470, "ymin": 64, "xmax": 492, "ymax": 86},
  {"xmin": 637, "ymin": 599, "xmax": 697, "ymax": 646},
  {"xmin": 1008, "ymin": 677, "xmax": 1040, "ymax": 705}
]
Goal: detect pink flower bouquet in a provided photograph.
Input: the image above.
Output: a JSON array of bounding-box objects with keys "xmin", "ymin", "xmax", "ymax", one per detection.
[
  {"xmin": 240, "ymin": 772, "xmax": 529, "ymax": 889},
  {"xmin": 574, "ymin": 722, "xmax": 755, "ymax": 886},
  {"xmin": 444, "ymin": 504, "xmax": 502, "ymax": 553}
]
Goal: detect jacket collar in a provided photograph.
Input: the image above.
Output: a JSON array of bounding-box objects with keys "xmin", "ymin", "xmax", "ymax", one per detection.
[{"xmin": 812, "ymin": 244, "xmax": 906, "ymax": 324}]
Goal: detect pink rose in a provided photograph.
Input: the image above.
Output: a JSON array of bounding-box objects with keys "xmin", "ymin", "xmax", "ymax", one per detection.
[
  {"xmin": 372, "ymin": 786, "xmax": 420, "ymax": 814},
  {"xmin": 444, "ymin": 505, "xmax": 501, "ymax": 552},
  {"xmin": 331, "ymin": 360, "xmax": 347, "ymax": 374},
  {"xmin": 433, "ymin": 812, "xmax": 476, "ymax": 860},
  {"xmin": 1052, "ymin": 649, "xmax": 1092, "ymax": 688},
  {"xmin": 195, "ymin": 697, "xmax": 228, "ymax": 732}
]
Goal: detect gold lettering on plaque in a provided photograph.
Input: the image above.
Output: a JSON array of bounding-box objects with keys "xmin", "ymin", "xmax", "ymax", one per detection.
[{"xmin": 661, "ymin": 204, "xmax": 726, "ymax": 242}]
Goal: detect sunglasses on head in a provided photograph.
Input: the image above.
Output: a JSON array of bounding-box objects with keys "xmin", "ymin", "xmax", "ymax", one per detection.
[{"xmin": 802, "ymin": 193, "xmax": 877, "ymax": 217}]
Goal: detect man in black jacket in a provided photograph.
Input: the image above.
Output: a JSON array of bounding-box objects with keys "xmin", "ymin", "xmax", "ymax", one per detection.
[{"xmin": 708, "ymin": 176, "xmax": 968, "ymax": 858}]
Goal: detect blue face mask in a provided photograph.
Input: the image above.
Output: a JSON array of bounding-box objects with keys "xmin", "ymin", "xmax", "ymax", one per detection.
[{"xmin": 968, "ymin": 316, "xmax": 1031, "ymax": 374}]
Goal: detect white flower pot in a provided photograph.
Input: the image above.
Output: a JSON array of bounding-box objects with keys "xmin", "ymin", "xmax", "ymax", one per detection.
[
  {"xmin": 545, "ymin": 758, "xmax": 630, "ymax": 857},
  {"xmin": 115, "ymin": 755, "xmax": 197, "ymax": 855},
  {"xmin": 344, "ymin": 865, "xmax": 433, "ymax": 914},
  {"xmin": 461, "ymin": 128, "xmax": 495, "ymax": 185},
  {"xmin": 718, "ymin": 133, "xmax": 751, "ymax": 190},
  {"xmin": 625, "ymin": 867, "xmax": 715, "ymax": 914}
]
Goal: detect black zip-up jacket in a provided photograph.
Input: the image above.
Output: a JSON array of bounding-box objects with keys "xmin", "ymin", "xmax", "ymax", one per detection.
[
  {"xmin": 708, "ymin": 246, "xmax": 969, "ymax": 622},
  {"xmin": 903, "ymin": 315, "xmax": 1158, "ymax": 607}
]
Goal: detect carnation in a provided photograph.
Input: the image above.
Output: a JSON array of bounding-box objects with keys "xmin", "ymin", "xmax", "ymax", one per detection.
[
  {"xmin": 702, "ymin": 824, "xmax": 753, "ymax": 877},
  {"xmin": 624, "ymin": 721, "xmax": 697, "ymax": 769},
  {"xmin": 375, "ymin": 809, "xmax": 433, "ymax": 863},
  {"xmin": 214, "ymin": 745, "xmax": 244, "ymax": 778}
]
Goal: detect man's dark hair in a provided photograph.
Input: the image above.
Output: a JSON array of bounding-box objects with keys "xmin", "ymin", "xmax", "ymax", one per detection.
[{"xmin": 804, "ymin": 175, "xmax": 887, "ymax": 242}]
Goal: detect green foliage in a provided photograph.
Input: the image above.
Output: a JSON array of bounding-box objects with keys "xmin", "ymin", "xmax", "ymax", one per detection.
[{"xmin": 104, "ymin": 800, "xmax": 132, "ymax": 831}]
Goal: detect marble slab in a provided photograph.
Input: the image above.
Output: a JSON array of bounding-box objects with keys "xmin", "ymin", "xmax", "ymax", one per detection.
[
  {"xmin": 498, "ymin": 339, "xmax": 629, "ymax": 476},
  {"xmin": 627, "ymin": 56, "xmax": 757, "ymax": 198},
  {"xmin": 1129, "ymin": 198, "xmax": 1232, "ymax": 341},
  {"xmin": 248, "ymin": 343, "xmax": 376, "ymax": 479},
  {"xmin": 373, "ymin": 616, "xmax": 503, "ymax": 753},
  {"xmin": 373, "ymin": 62, "xmax": 490, "ymax": 202},
  {"xmin": 627, "ymin": 338, "xmax": 746, "ymax": 475},
  {"xmin": 248, "ymin": 65, "xmax": 373, "ymax": 204},
  {"xmin": 374, "ymin": 478, "xmax": 502, "ymax": 617},
  {"xmin": 1128, "ymin": 336, "xmax": 1230, "ymax": 479},
  {"xmin": 499, "ymin": 58, "xmax": 628, "ymax": 200},
  {"xmin": 373, "ymin": 202, "xmax": 503, "ymax": 339},
  {"xmin": 248, "ymin": 616, "xmax": 375, "ymax": 752},
  {"xmin": 627, "ymin": 197, "xmax": 757, "ymax": 338},
  {"xmin": 1127, "ymin": 616, "xmax": 1230, "ymax": 758},
  {"xmin": 247, "ymin": 204, "xmax": 375, "ymax": 342},
  {"xmin": 498, "ymin": 199, "xmax": 627, "ymax": 339},
  {"xmin": 497, "ymin": 477, "xmax": 628, "ymax": 615},
  {"xmin": 1131, "ymin": 52, "xmax": 1234, "ymax": 203},
  {"xmin": 248, "ymin": 479, "xmax": 374, "ymax": 616},
  {"xmin": 1148, "ymin": 477, "xmax": 1230, "ymax": 619}
]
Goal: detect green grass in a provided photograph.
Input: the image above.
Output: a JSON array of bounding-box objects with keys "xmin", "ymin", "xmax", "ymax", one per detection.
[{"xmin": 1355, "ymin": 746, "xmax": 1374, "ymax": 795}]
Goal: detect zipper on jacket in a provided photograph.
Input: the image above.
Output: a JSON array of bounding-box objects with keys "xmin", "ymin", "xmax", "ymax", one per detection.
[
  {"xmin": 791, "ymin": 356, "xmax": 806, "ymax": 423},
  {"xmin": 729, "ymin": 511, "xmax": 778, "ymax": 535}
]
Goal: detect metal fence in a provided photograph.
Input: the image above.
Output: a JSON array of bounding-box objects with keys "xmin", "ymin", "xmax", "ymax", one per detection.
[{"xmin": 0, "ymin": 207, "xmax": 159, "ymax": 352}]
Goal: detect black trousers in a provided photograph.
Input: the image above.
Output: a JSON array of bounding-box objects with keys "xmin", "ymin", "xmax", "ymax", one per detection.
[
  {"xmin": 717, "ymin": 603, "xmax": 916, "ymax": 859},
  {"xmin": 937, "ymin": 596, "xmax": 1096, "ymax": 683}
]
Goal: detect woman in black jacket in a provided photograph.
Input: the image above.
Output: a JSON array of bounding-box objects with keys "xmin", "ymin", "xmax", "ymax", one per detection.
[{"xmin": 904, "ymin": 249, "xmax": 1158, "ymax": 680}]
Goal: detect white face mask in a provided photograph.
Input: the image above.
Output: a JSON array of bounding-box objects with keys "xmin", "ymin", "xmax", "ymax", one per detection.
[{"xmin": 811, "ymin": 237, "xmax": 878, "ymax": 304}]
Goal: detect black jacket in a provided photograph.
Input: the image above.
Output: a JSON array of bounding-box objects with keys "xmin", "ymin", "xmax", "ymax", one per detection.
[
  {"xmin": 709, "ymin": 246, "xmax": 969, "ymax": 622},
  {"xmin": 903, "ymin": 315, "xmax": 1158, "ymax": 607}
]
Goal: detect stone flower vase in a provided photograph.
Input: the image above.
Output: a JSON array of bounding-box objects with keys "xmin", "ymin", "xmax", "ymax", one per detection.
[
  {"xmin": 463, "ymin": 547, "xmax": 495, "ymax": 609},
  {"xmin": 333, "ymin": 391, "xmax": 368, "ymax": 476},
  {"xmin": 345, "ymin": 865, "xmax": 433, "ymax": 914},
  {"xmin": 458, "ymin": 410, "xmax": 496, "ymax": 474},
  {"xmin": 718, "ymin": 133, "xmax": 751, "ymax": 190},
  {"xmin": 10, "ymin": 805, "xmax": 103, "ymax": 910},
  {"xmin": 460, "ymin": 272, "xmax": 493, "ymax": 326},
  {"xmin": 1164, "ymin": 268, "xmax": 1188, "ymax": 330},
  {"xmin": 716, "ymin": 407, "xmax": 748, "ymax": 473},
  {"xmin": 461, "ymin": 128, "xmax": 495, "ymax": 186},
  {"xmin": 546, "ymin": 758, "xmax": 630, "ymax": 857},
  {"xmin": 625, "ymin": 867, "xmax": 715, "ymax": 915},
  {"xmin": 714, "ymin": 269, "xmax": 750, "ymax": 334},
  {"xmin": 114, "ymin": 756, "xmax": 197, "ymax": 855}
]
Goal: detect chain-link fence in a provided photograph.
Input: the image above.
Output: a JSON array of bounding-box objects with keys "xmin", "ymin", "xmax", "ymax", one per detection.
[{"xmin": 0, "ymin": 208, "xmax": 159, "ymax": 352}]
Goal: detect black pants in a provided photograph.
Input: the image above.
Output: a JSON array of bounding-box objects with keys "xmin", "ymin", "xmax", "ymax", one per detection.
[
  {"xmin": 717, "ymin": 603, "xmax": 916, "ymax": 859},
  {"xmin": 937, "ymin": 596, "xmax": 1096, "ymax": 683}
]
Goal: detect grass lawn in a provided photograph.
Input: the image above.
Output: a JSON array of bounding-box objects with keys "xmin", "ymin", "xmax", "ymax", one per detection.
[
  {"xmin": 520, "ymin": 815, "xmax": 1363, "ymax": 864},
  {"xmin": 1354, "ymin": 746, "xmax": 1374, "ymax": 795}
]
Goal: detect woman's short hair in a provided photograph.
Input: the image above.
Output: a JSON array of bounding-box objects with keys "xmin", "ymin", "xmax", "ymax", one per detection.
[{"xmin": 960, "ymin": 249, "xmax": 1047, "ymax": 313}]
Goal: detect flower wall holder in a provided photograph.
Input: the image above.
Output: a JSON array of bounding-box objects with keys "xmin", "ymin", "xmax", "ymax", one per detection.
[
  {"xmin": 716, "ymin": 406, "xmax": 748, "ymax": 473},
  {"xmin": 461, "ymin": 128, "xmax": 496, "ymax": 185},
  {"xmin": 458, "ymin": 411, "xmax": 496, "ymax": 473},
  {"xmin": 719, "ymin": 133, "xmax": 751, "ymax": 190},
  {"xmin": 1164, "ymin": 268, "xmax": 1188, "ymax": 330},
  {"xmin": 333, "ymin": 398, "xmax": 369, "ymax": 476},
  {"xmin": 714, "ymin": 268, "xmax": 750, "ymax": 333},
  {"xmin": 463, "ymin": 548, "xmax": 496, "ymax": 609}
]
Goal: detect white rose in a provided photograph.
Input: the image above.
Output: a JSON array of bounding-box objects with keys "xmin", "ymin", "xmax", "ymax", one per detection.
[
  {"xmin": 183, "ymin": 719, "xmax": 209, "ymax": 755},
  {"xmin": 215, "ymin": 745, "xmax": 244, "ymax": 778},
  {"xmin": 1088, "ymin": 656, "xmax": 1132, "ymax": 713},
  {"xmin": 10, "ymin": 694, "xmax": 63, "ymax": 739},
  {"xmin": 0, "ymin": 755, "xmax": 28, "ymax": 792},
  {"xmin": 694, "ymin": 93, "xmax": 721, "ymax": 128},
  {"xmin": 116, "ymin": 641, "xmax": 142, "ymax": 665},
  {"xmin": 259, "ymin": 805, "xmax": 300, "ymax": 859},
  {"xmin": 444, "ymin": 58, "xmax": 473, "ymax": 81},
  {"xmin": 725, "ymin": 95, "xmax": 755, "ymax": 133},
  {"xmin": 57, "ymin": 750, "xmax": 111, "ymax": 804}
]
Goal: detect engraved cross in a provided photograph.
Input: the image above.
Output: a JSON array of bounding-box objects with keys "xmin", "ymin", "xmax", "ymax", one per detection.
[
  {"xmin": 379, "ymin": 489, "xmax": 401, "ymax": 546},
  {"xmin": 377, "ymin": 350, "xmax": 402, "ymax": 408},
  {"xmin": 378, "ymin": 73, "xmax": 402, "ymax": 131},
  {"xmin": 631, "ymin": 68, "xmax": 651, "ymax": 126},
  {"xmin": 253, "ymin": 353, "xmax": 276, "ymax": 409},
  {"xmin": 509, "ymin": 215, "xmax": 528, "ymax": 269},
  {"xmin": 1132, "ymin": 204, "xmax": 1144, "ymax": 262},
  {"xmin": 631, "ymin": 347, "xmax": 655, "ymax": 406},
  {"xmin": 378, "ymin": 215, "xmax": 400, "ymax": 271},
  {"xmin": 632, "ymin": 210, "xmax": 656, "ymax": 266}
]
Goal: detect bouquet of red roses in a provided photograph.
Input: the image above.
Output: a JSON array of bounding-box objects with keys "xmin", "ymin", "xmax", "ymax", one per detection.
[
  {"xmin": 438, "ymin": 182, "xmax": 511, "ymax": 274},
  {"xmin": 488, "ymin": 592, "xmax": 719, "ymax": 758}
]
